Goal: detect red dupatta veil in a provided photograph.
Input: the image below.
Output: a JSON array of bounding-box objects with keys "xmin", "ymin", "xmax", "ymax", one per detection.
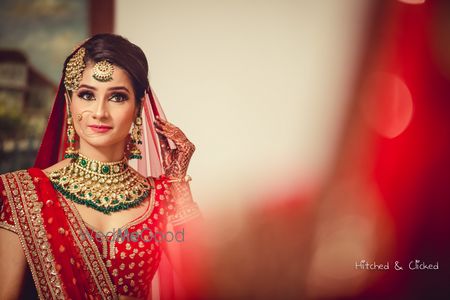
[{"xmin": 32, "ymin": 71, "xmax": 182, "ymax": 299}]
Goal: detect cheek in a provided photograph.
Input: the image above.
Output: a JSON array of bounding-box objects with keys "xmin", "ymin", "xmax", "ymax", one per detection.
[
  {"xmin": 114, "ymin": 106, "xmax": 136, "ymax": 132},
  {"xmin": 69, "ymin": 102, "xmax": 83, "ymax": 135}
]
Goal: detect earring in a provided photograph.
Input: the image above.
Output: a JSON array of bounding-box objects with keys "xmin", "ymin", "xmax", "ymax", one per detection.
[
  {"xmin": 129, "ymin": 116, "xmax": 142, "ymax": 159},
  {"xmin": 64, "ymin": 113, "xmax": 78, "ymax": 159}
]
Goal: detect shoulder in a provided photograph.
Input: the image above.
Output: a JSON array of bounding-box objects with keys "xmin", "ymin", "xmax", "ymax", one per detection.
[
  {"xmin": 0, "ymin": 168, "xmax": 43, "ymax": 202},
  {"xmin": 42, "ymin": 159, "xmax": 71, "ymax": 174},
  {"xmin": 0, "ymin": 167, "xmax": 54, "ymax": 233},
  {"xmin": 0, "ymin": 169, "xmax": 33, "ymax": 188},
  {"xmin": 0, "ymin": 167, "xmax": 49, "ymax": 205},
  {"xmin": 146, "ymin": 175, "xmax": 175, "ymax": 219},
  {"xmin": 147, "ymin": 175, "xmax": 172, "ymax": 190},
  {"xmin": 146, "ymin": 175, "xmax": 173, "ymax": 203},
  {"xmin": 0, "ymin": 169, "xmax": 29, "ymax": 233}
]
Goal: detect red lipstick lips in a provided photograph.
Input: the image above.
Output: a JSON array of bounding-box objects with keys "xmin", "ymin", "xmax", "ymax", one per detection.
[{"xmin": 88, "ymin": 125, "xmax": 112, "ymax": 133}]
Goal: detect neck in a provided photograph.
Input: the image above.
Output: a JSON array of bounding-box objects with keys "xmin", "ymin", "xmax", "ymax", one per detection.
[{"xmin": 78, "ymin": 140, "xmax": 126, "ymax": 162}]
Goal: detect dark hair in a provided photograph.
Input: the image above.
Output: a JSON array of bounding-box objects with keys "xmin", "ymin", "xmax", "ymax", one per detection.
[{"xmin": 64, "ymin": 33, "xmax": 149, "ymax": 103}]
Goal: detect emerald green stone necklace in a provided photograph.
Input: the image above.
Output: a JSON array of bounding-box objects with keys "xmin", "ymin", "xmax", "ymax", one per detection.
[{"xmin": 49, "ymin": 153, "xmax": 152, "ymax": 214}]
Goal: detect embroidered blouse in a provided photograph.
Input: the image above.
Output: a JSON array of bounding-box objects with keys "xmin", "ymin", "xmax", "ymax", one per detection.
[{"xmin": 0, "ymin": 168, "xmax": 176, "ymax": 299}]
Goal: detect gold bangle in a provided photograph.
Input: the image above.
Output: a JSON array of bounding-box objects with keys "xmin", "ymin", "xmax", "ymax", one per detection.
[{"xmin": 167, "ymin": 175, "xmax": 192, "ymax": 183}]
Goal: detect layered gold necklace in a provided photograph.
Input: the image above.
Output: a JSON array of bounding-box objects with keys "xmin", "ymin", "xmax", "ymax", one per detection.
[{"xmin": 49, "ymin": 153, "xmax": 152, "ymax": 214}]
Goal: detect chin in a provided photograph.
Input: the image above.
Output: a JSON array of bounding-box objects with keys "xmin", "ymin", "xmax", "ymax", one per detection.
[{"xmin": 81, "ymin": 136, "xmax": 127, "ymax": 150}]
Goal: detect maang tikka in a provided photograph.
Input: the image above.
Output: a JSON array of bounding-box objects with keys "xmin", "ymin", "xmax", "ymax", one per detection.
[{"xmin": 92, "ymin": 60, "xmax": 114, "ymax": 82}]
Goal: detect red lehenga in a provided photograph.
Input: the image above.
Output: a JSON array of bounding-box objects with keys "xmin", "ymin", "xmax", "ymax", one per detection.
[
  {"xmin": 0, "ymin": 54, "xmax": 200, "ymax": 298},
  {"xmin": 0, "ymin": 168, "xmax": 180, "ymax": 299}
]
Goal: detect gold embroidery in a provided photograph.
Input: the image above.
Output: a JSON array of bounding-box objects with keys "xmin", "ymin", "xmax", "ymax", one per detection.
[
  {"xmin": 0, "ymin": 221, "xmax": 16, "ymax": 233},
  {"xmin": 1, "ymin": 171, "xmax": 65, "ymax": 299},
  {"xmin": 59, "ymin": 193, "xmax": 117, "ymax": 299}
]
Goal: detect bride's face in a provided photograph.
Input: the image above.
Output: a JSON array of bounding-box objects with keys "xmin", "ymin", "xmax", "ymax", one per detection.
[{"xmin": 70, "ymin": 62, "xmax": 137, "ymax": 151}]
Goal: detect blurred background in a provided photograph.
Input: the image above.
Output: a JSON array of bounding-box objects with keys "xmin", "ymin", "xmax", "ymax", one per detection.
[{"xmin": 1, "ymin": 0, "xmax": 449, "ymax": 299}]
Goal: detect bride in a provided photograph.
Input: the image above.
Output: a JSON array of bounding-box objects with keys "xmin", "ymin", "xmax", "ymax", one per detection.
[{"xmin": 0, "ymin": 34, "xmax": 201, "ymax": 300}]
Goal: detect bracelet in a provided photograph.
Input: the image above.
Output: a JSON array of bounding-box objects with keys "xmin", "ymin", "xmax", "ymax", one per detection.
[{"xmin": 166, "ymin": 175, "xmax": 192, "ymax": 183}]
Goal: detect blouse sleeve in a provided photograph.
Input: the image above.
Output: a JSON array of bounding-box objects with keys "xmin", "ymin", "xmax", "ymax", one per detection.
[{"xmin": 0, "ymin": 176, "xmax": 17, "ymax": 234}]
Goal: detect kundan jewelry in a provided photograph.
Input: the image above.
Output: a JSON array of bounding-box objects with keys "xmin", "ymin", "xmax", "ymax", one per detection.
[
  {"xmin": 63, "ymin": 47, "xmax": 85, "ymax": 158},
  {"xmin": 92, "ymin": 60, "xmax": 114, "ymax": 82},
  {"xmin": 49, "ymin": 153, "xmax": 152, "ymax": 214},
  {"xmin": 64, "ymin": 97, "xmax": 78, "ymax": 159},
  {"xmin": 64, "ymin": 47, "xmax": 86, "ymax": 92},
  {"xmin": 129, "ymin": 116, "xmax": 143, "ymax": 159}
]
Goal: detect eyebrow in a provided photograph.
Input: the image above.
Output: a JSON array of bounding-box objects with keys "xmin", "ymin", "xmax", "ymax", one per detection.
[{"xmin": 78, "ymin": 84, "xmax": 130, "ymax": 93}]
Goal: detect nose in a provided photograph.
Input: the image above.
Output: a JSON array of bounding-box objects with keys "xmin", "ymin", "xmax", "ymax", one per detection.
[{"xmin": 93, "ymin": 99, "xmax": 109, "ymax": 120}]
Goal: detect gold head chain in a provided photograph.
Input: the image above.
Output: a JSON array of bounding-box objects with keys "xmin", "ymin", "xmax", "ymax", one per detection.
[{"xmin": 64, "ymin": 47, "xmax": 114, "ymax": 92}]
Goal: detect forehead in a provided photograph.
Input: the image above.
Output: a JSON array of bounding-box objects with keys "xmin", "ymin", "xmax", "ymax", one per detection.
[{"xmin": 80, "ymin": 62, "xmax": 134, "ymax": 91}]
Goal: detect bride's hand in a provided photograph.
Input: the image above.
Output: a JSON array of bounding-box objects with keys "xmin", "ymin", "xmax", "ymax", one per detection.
[{"xmin": 153, "ymin": 116, "xmax": 195, "ymax": 179}]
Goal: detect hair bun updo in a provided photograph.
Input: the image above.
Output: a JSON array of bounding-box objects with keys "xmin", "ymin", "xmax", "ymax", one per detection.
[{"xmin": 64, "ymin": 33, "xmax": 150, "ymax": 103}]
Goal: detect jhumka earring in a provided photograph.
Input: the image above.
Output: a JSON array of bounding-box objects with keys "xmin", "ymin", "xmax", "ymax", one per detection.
[
  {"xmin": 129, "ymin": 116, "xmax": 143, "ymax": 159},
  {"xmin": 64, "ymin": 100, "xmax": 78, "ymax": 159}
]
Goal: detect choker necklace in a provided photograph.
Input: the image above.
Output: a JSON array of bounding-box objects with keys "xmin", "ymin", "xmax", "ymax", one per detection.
[{"xmin": 49, "ymin": 153, "xmax": 153, "ymax": 214}]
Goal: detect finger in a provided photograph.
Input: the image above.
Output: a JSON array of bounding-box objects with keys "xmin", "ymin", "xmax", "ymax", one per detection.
[
  {"xmin": 155, "ymin": 125, "xmax": 176, "ymax": 140},
  {"xmin": 154, "ymin": 122, "xmax": 165, "ymax": 131},
  {"xmin": 153, "ymin": 119, "xmax": 166, "ymax": 126},
  {"xmin": 155, "ymin": 120, "xmax": 176, "ymax": 134},
  {"xmin": 156, "ymin": 116, "xmax": 176, "ymax": 128},
  {"xmin": 155, "ymin": 116, "xmax": 169, "ymax": 124},
  {"xmin": 155, "ymin": 127, "xmax": 171, "ymax": 148},
  {"xmin": 155, "ymin": 127, "xmax": 166, "ymax": 135},
  {"xmin": 155, "ymin": 128, "xmax": 175, "ymax": 142}
]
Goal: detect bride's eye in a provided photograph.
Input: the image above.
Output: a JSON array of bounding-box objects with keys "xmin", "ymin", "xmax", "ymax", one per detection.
[
  {"xmin": 77, "ymin": 91, "xmax": 95, "ymax": 101},
  {"xmin": 109, "ymin": 93, "xmax": 129, "ymax": 102}
]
